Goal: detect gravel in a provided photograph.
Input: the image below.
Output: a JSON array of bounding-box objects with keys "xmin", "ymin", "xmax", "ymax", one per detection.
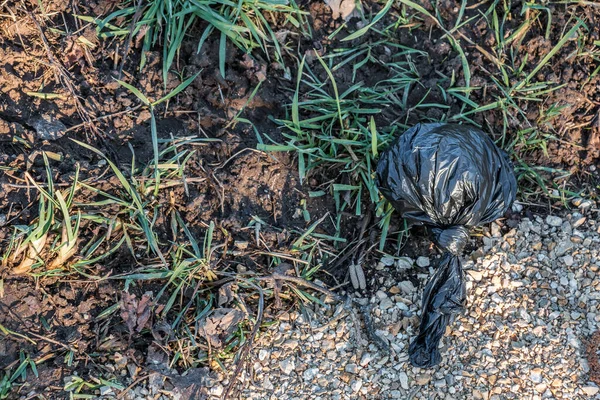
[
  {"xmin": 91, "ymin": 210, "xmax": 600, "ymax": 400},
  {"xmin": 238, "ymin": 211, "xmax": 600, "ymax": 399}
]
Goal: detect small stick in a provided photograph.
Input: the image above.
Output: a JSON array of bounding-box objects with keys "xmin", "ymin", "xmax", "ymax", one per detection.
[
  {"xmin": 222, "ymin": 281, "xmax": 265, "ymax": 400},
  {"xmin": 117, "ymin": 374, "xmax": 150, "ymax": 399}
]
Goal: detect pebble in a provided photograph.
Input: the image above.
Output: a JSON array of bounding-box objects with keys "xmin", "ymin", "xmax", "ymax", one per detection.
[
  {"xmin": 416, "ymin": 256, "xmax": 430, "ymax": 267},
  {"xmin": 345, "ymin": 364, "xmax": 358, "ymax": 374},
  {"xmin": 415, "ymin": 374, "xmax": 431, "ymax": 385},
  {"xmin": 399, "ymin": 372, "xmax": 409, "ymax": 390},
  {"xmin": 279, "ymin": 359, "xmax": 295, "ymax": 375},
  {"xmin": 99, "ymin": 387, "xmax": 113, "ymax": 396},
  {"xmin": 582, "ymin": 385, "xmax": 600, "ymax": 396},
  {"xmin": 546, "ymin": 215, "xmax": 563, "ymax": 227},
  {"xmin": 303, "ymin": 368, "xmax": 319, "ymax": 381},
  {"xmin": 398, "ymin": 281, "xmax": 416, "ymax": 295},
  {"xmin": 380, "ymin": 297, "xmax": 394, "ymax": 310},
  {"xmin": 381, "ymin": 256, "xmax": 395, "ymax": 266},
  {"xmin": 359, "ymin": 353, "xmax": 374, "ymax": 367},
  {"xmin": 259, "ymin": 349, "xmax": 269, "ymax": 361},
  {"xmin": 351, "ymin": 379, "xmax": 363, "ymax": 392},
  {"xmin": 530, "ymin": 368, "xmax": 543, "ymax": 383},
  {"xmin": 234, "ymin": 211, "xmax": 600, "ymax": 400},
  {"xmin": 563, "ymin": 255, "xmax": 574, "ymax": 266}
]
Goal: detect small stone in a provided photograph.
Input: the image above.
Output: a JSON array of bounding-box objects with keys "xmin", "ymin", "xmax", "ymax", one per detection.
[
  {"xmin": 551, "ymin": 378, "xmax": 562, "ymax": 387},
  {"xmin": 32, "ymin": 115, "xmax": 67, "ymax": 140},
  {"xmin": 263, "ymin": 376, "xmax": 274, "ymax": 390},
  {"xmin": 398, "ymin": 281, "xmax": 416, "ymax": 295},
  {"xmin": 563, "ymin": 255, "xmax": 574, "ymax": 266},
  {"xmin": 395, "ymin": 257, "xmax": 413, "ymax": 270},
  {"xmin": 546, "ymin": 215, "xmax": 563, "ymax": 227},
  {"xmin": 491, "ymin": 223, "xmax": 502, "ymax": 238},
  {"xmin": 512, "ymin": 202, "xmax": 523, "ymax": 212},
  {"xmin": 573, "ymin": 217, "xmax": 586, "ymax": 228},
  {"xmin": 467, "ymin": 270, "xmax": 483, "ymax": 281},
  {"xmin": 433, "ymin": 379, "xmax": 446, "ymax": 388},
  {"xmin": 530, "ymin": 368, "xmax": 543, "ymax": 383},
  {"xmin": 389, "ymin": 286, "xmax": 401, "ymax": 294},
  {"xmin": 279, "ymin": 358, "xmax": 295, "ymax": 375},
  {"xmin": 555, "ymin": 240, "xmax": 574, "ymax": 257},
  {"xmin": 360, "ymin": 353, "xmax": 374, "ymax": 367},
  {"xmin": 0, "ymin": 214, "xmax": 6, "ymax": 227},
  {"xmin": 99, "ymin": 386, "xmax": 114, "ymax": 396},
  {"xmin": 381, "ymin": 256, "xmax": 395, "ymax": 266},
  {"xmin": 351, "ymin": 379, "xmax": 363, "ymax": 392},
  {"xmin": 415, "ymin": 374, "xmax": 431, "ymax": 385},
  {"xmin": 258, "ymin": 349, "xmax": 269, "ymax": 361},
  {"xmin": 534, "ymin": 383, "xmax": 547, "ymax": 393},
  {"xmin": 399, "ymin": 372, "xmax": 409, "ymax": 390},
  {"xmin": 380, "ymin": 297, "xmax": 394, "ymax": 311},
  {"xmin": 303, "ymin": 368, "xmax": 319, "ymax": 381},
  {"xmin": 345, "ymin": 364, "xmax": 358, "ymax": 374},
  {"xmin": 416, "ymin": 256, "xmax": 430, "ymax": 267},
  {"xmin": 582, "ymin": 386, "xmax": 600, "ymax": 396},
  {"xmin": 210, "ymin": 385, "xmax": 223, "ymax": 397}
]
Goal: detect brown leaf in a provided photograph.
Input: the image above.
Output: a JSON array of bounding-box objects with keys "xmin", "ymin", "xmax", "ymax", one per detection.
[
  {"xmin": 217, "ymin": 283, "xmax": 234, "ymax": 306},
  {"xmin": 120, "ymin": 291, "xmax": 153, "ymax": 335},
  {"xmin": 198, "ymin": 308, "xmax": 244, "ymax": 348}
]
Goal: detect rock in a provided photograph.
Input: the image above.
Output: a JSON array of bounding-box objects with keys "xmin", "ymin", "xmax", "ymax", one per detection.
[
  {"xmin": 399, "ymin": 372, "xmax": 409, "ymax": 390},
  {"xmin": 389, "ymin": 286, "xmax": 401, "ymax": 294},
  {"xmin": 563, "ymin": 255, "xmax": 574, "ymax": 267},
  {"xmin": 573, "ymin": 217, "xmax": 586, "ymax": 228},
  {"xmin": 530, "ymin": 368, "xmax": 543, "ymax": 383},
  {"xmin": 279, "ymin": 358, "xmax": 295, "ymax": 375},
  {"xmin": 433, "ymin": 379, "xmax": 446, "ymax": 388},
  {"xmin": 381, "ymin": 256, "xmax": 395, "ymax": 266},
  {"xmin": 491, "ymin": 223, "xmax": 502, "ymax": 238},
  {"xmin": 395, "ymin": 257, "xmax": 413, "ymax": 270},
  {"xmin": 99, "ymin": 386, "xmax": 114, "ymax": 396},
  {"xmin": 263, "ymin": 376, "xmax": 274, "ymax": 390},
  {"xmin": 303, "ymin": 368, "xmax": 319, "ymax": 381},
  {"xmin": 32, "ymin": 115, "xmax": 67, "ymax": 140},
  {"xmin": 416, "ymin": 256, "xmax": 430, "ymax": 267},
  {"xmin": 415, "ymin": 374, "xmax": 431, "ymax": 385},
  {"xmin": 554, "ymin": 240, "xmax": 574, "ymax": 257},
  {"xmin": 258, "ymin": 349, "xmax": 269, "ymax": 361},
  {"xmin": 582, "ymin": 386, "xmax": 600, "ymax": 396},
  {"xmin": 467, "ymin": 270, "xmax": 483, "ymax": 281},
  {"xmin": 360, "ymin": 353, "xmax": 374, "ymax": 367},
  {"xmin": 398, "ymin": 281, "xmax": 416, "ymax": 295},
  {"xmin": 351, "ymin": 379, "xmax": 363, "ymax": 392},
  {"xmin": 210, "ymin": 385, "xmax": 224, "ymax": 397},
  {"xmin": 380, "ymin": 297, "xmax": 394, "ymax": 311},
  {"xmin": 345, "ymin": 364, "xmax": 358, "ymax": 374},
  {"xmin": 546, "ymin": 215, "xmax": 563, "ymax": 227},
  {"xmin": 512, "ymin": 202, "xmax": 523, "ymax": 212},
  {"xmin": 534, "ymin": 383, "xmax": 547, "ymax": 393},
  {"xmin": 0, "ymin": 214, "xmax": 6, "ymax": 227}
]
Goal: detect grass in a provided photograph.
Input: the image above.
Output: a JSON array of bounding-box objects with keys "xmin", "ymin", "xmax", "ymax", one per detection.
[
  {"xmin": 257, "ymin": 0, "xmax": 592, "ymax": 255},
  {"xmin": 1, "ymin": 0, "xmax": 599, "ymax": 396},
  {"xmin": 81, "ymin": 0, "xmax": 310, "ymax": 83},
  {"xmin": 2, "ymin": 125, "xmax": 334, "ymax": 397}
]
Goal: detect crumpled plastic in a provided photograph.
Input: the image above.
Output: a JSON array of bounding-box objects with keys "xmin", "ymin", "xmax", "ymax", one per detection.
[{"xmin": 376, "ymin": 123, "xmax": 517, "ymax": 368}]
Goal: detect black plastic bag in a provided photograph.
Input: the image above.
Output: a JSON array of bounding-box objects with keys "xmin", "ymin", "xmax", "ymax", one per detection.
[{"xmin": 376, "ymin": 123, "xmax": 517, "ymax": 368}]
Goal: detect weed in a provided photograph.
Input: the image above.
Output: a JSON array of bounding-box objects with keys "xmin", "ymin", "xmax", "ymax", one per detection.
[{"xmin": 81, "ymin": 0, "xmax": 310, "ymax": 82}]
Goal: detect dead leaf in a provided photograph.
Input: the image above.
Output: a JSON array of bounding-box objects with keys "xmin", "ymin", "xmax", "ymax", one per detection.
[
  {"xmin": 324, "ymin": 0, "xmax": 359, "ymax": 21},
  {"xmin": 218, "ymin": 283, "xmax": 235, "ymax": 306},
  {"xmin": 120, "ymin": 291, "xmax": 153, "ymax": 334},
  {"xmin": 198, "ymin": 308, "xmax": 244, "ymax": 348}
]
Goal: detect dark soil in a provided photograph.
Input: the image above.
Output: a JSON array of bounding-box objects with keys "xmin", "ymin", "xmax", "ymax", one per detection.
[{"xmin": 1, "ymin": 0, "xmax": 600, "ymax": 398}]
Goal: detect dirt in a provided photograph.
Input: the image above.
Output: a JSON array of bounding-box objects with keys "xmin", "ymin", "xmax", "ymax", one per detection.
[{"xmin": 1, "ymin": 0, "xmax": 600, "ymax": 398}]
